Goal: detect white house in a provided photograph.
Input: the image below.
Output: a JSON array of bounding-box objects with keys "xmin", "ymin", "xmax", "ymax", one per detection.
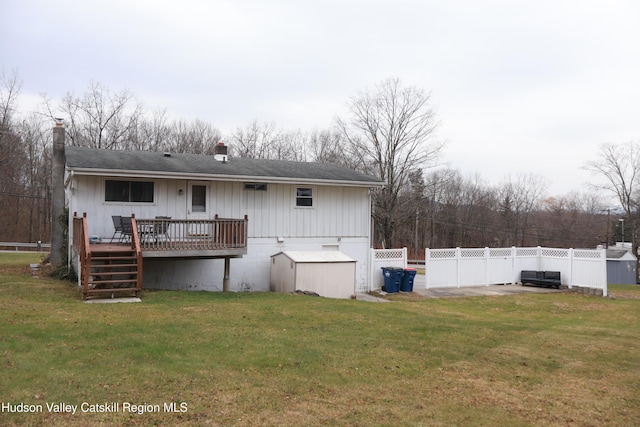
[{"xmin": 64, "ymin": 144, "xmax": 384, "ymax": 298}]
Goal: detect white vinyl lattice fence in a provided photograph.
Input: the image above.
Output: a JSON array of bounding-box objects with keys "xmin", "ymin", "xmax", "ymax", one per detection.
[
  {"xmin": 425, "ymin": 246, "xmax": 607, "ymax": 296},
  {"xmin": 369, "ymin": 248, "xmax": 407, "ymax": 291}
]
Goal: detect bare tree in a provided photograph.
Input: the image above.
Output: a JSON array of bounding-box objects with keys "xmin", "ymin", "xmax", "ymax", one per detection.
[
  {"xmin": 17, "ymin": 114, "xmax": 51, "ymax": 242},
  {"xmin": 584, "ymin": 141, "xmax": 640, "ymax": 220},
  {"xmin": 307, "ymin": 129, "xmax": 349, "ymax": 165},
  {"xmin": 0, "ymin": 69, "xmax": 22, "ymax": 128},
  {"xmin": 165, "ymin": 118, "xmax": 223, "ymax": 154},
  {"xmin": 230, "ymin": 120, "xmax": 307, "ymax": 161},
  {"xmin": 538, "ymin": 192, "xmax": 607, "ymax": 247},
  {"xmin": 42, "ymin": 81, "xmax": 144, "ymax": 149},
  {"xmin": 0, "ymin": 69, "xmax": 28, "ymax": 241},
  {"xmin": 498, "ymin": 173, "xmax": 548, "ymax": 246},
  {"xmin": 277, "ymin": 129, "xmax": 308, "ymax": 162},
  {"xmin": 336, "ymin": 77, "xmax": 444, "ymax": 247},
  {"xmin": 139, "ymin": 109, "xmax": 172, "ymax": 152},
  {"xmin": 584, "ymin": 141, "xmax": 640, "ymax": 275},
  {"xmin": 230, "ymin": 120, "xmax": 282, "ymax": 159}
]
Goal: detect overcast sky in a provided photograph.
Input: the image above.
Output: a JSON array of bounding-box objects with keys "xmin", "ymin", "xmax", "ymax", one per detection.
[{"xmin": 2, "ymin": 0, "xmax": 639, "ymax": 196}]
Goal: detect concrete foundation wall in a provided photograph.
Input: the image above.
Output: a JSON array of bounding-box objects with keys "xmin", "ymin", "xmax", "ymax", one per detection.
[{"xmin": 143, "ymin": 237, "xmax": 370, "ymax": 292}]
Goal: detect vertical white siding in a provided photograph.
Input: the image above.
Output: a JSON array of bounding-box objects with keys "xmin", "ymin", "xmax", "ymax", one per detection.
[
  {"xmin": 207, "ymin": 182, "xmax": 370, "ymax": 238},
  {"xmin": 71, "ymin": 176, "xmax": 371, "ymax": 241},
  {"xmin": 70, "ymin": 174, "xmax": 374, "ymax": 292}
]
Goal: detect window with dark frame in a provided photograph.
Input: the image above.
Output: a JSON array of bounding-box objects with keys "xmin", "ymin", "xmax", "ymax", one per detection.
[
  {"xmin": 244, "ymin": 183, "xmax": 268, "ymax": 191},
  {"xmin": 296, "ymin": 187, "xmax": 313, "ymax": 207},
  {"xmin": 105, "ymin": 180, "xmax": 154, "ymax": 203},
  {"xmin": 191, "ymin": 185, "xmax": 207, "ymax": 212}
]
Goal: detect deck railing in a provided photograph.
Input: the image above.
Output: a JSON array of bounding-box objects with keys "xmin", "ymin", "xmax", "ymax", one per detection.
[
  {"xmin": 134, "ymin": 215, "xmax": 248, "ymax": 252},
  {"xmin": 73, "ymin": 212, "xmax": 143, "ymax": 298}
]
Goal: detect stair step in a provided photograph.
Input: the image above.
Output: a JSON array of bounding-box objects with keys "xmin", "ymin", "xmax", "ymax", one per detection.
[
  {"xmin": 90, "ymin": 271, "xmax": 138, "ymax": 277},
  {"xmin": 90, "ymin": 263, "xmax": 139, "ymax": 269},
  {"xmin": 91, "ymin": 255, "xmax": 136, "ymax": 260},
  {"xmin": 85, "ymin": 287, "xmax": 140, "ymax": 294},
  {"xmin": 89, "ymin": 278, "xmax": 138, "ymax": 285}
]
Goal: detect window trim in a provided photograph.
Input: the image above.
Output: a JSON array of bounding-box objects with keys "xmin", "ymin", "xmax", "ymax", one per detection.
[
  {"xmin": 191, "ymin": 184, "xmax": 207, "ymax": 213},
  {"xmin": 294, "ymin": 186, "xmax": 315, "ymax": 208},
  {"xmin": 104, "ymin": 178, "xmax": 156, "ymax": 205}
]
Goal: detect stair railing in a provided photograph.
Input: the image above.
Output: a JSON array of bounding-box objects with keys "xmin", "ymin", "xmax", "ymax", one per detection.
[
  {"xmin": 130, "ymin": 214, "xmax": 143, "ymax": 292},
  {"xmin": 72, "ymin": 212, "xmax": 91, "ymax": 295}
]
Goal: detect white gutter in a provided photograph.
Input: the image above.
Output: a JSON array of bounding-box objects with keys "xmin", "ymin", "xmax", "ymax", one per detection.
[{"xmin": 66, "ymin": 166, "xmax": 386, "ymax": 188}]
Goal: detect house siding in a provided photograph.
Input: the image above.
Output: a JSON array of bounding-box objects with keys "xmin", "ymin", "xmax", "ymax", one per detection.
[
  {"xmin": 68, "ymin": 174, "xmax": 373, "ymax": 293},
  {"xmin": 71, "ymin": 177, "xmax": 370, "ymax": 240},
  {"xmin": 210, "ymin": 181, "xmax": 369, "ymax": 238}
]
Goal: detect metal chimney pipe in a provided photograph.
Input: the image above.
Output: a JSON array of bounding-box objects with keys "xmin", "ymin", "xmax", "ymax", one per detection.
[{"xmin": 50, "ymin": 120, "xmax": 65, "ymax": 267}]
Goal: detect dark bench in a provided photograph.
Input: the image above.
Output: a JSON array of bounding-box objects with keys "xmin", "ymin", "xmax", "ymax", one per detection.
[{"xmin": 520, "ymin": 270, "xmax": 561, "ymax": 289}]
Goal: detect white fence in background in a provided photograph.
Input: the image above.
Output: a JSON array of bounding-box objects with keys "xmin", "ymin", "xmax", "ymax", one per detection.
[
  {"xmin": 425, "ymin": 246, "xmax": 607, "ymax": 296},
  {"xmin": 370, "ymin": 248, "xmax": 407, "ymax": 291}
]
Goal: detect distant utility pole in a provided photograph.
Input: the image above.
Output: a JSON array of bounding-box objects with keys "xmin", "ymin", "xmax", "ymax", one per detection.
[{"xmin": 606, "ymin": 209, "xmax": 610, "ymax": 248}]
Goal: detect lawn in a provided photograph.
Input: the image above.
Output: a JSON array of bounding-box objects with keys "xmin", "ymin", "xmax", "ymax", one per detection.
[{"xmin": 1, "ymin": 252, "xmax": 639, "ymax": 426}]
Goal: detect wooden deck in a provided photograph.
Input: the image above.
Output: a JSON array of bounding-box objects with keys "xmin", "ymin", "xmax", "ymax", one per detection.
[
  {"xmin": 91, "ymin": 242, "xmax": 247, "ymax": 258},
  {"xmin": 132, "ymin": 216, "xmax": 247, "ymax": 258},
  {"xmin": 73, "ymin": 213, "xmax": 248, "ymax": 299}
]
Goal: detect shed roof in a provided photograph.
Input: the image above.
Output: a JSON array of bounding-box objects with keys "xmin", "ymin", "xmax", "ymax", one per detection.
[
  {"xmin": 65, "ymin": 146, "xmax": 384, "ymax": 187},
  {"xmin": 606, "ymin": 248, "xmax": 637, "ymax": 261},
  {"xmin": 272, "ymin": 251, "xmax": 355, "ymax": 263}
]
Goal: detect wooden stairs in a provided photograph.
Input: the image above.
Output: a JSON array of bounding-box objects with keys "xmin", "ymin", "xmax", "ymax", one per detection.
[
  {"xmin": 74, "ymin": 213, "xmax": 143, "ymax": 300},
  {"xmin": 83, "ymin": 245, "xmax": 142, "ymax": 299}
]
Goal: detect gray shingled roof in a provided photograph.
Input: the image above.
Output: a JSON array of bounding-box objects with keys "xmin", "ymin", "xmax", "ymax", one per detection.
[{"xmin": 65, "ymin": 146, "xmax": 383, "ymax": 186}]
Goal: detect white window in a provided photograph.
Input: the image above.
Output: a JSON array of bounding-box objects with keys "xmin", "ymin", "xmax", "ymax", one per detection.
[{"xmin": 295, "ymin": 187, "xmax": 313, "ymax": 207}]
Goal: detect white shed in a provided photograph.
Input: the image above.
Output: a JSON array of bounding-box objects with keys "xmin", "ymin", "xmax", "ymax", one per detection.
[{"xmin": 270, "ymin": 251, "xmax": 356, "ymax": 299}]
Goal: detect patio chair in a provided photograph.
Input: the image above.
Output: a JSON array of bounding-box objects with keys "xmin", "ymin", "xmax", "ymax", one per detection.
[
  {"xmin": 153, "ymin": 216, "xmax": 172, "ymax": 242},
  {"xmin": 119, "ymin": 216, "xmax": 133, "ymax": 243},
  {"xmin": 111, "ymin": 215, "xmax": 124, "ymax": 242}
]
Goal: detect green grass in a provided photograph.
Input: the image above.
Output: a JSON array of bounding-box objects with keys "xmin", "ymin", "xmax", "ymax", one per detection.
[{"xmin": 1, "ymin": 254, "xmax": 639, "ymax": 426}]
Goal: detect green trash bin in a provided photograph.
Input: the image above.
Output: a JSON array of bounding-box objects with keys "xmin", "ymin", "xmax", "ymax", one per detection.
[
  {"xmin": 401, "ymin": 268, "xmax": 417, "ymax": 292},
  {"xmin": 381, "ymin": 267, "xmax": 403, "ymax": 293}
]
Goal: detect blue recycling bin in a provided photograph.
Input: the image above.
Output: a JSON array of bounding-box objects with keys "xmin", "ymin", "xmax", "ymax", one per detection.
[
  {"xmin": 381, "ymin": 267, "xmax": 404, "ymax": 293},
  {"xmin": 401, "ymin": 268, "xmax": 417, "ymax": 292}
]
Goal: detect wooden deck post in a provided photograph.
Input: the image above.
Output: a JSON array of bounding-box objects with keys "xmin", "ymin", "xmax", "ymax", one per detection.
[{"xmin": 223, "ymin": 257, "xmax": 230, "ymax": 292}]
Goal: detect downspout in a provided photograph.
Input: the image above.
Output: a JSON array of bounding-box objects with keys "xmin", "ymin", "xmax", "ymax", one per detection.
[{"xmin": 50, "ymin": 119, "xmax": 65, "ymax": 268}]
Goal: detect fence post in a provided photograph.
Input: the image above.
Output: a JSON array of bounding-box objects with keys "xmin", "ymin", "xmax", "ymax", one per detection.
[
  {"xmin": 484, "ymin": 247, "xmax": 490, "ymax": 286},
  {"xmin": 600, "ymin": 247, "xmax": 608, "ymax": 297},
  {"xmin": 511, "ymin": 247, "xmax": 517, "ymax": 284},
  {"xmin": 536, "ymin": 246, "xmax": 542, "ymax": 271},
  {"xmin": 368, "ymin": 248, "xmax": 373, "ymax": 293},
  {"xmin": 568, "ymin": 248, "xmax": 574, "ymax": 290},
  {"xmin": 456, "ymin": 247, "xmax": 461, "ymax": 288},
  {"xmin": 425, "ymin": 248, "xmax": 431, "ymax": 289}
]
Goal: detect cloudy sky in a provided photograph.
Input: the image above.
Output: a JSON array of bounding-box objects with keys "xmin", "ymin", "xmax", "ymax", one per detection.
[{"xmin": 2, "ymin": 0, "xmax": 639, "ymax": 196}]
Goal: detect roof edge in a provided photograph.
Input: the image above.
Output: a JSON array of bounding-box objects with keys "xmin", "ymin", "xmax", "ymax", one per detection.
[{"xmin": 66, "ymin": 166, "xmax": 386, "ymax": 188}]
